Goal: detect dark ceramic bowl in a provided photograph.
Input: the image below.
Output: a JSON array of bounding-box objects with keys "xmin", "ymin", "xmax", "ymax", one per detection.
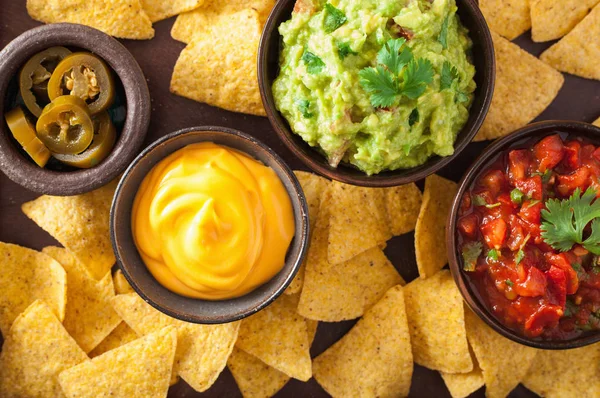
[
  {"xmin": 258, "ymin": 0, "xmax": 495, "ymax": 187},
  {"xmin": 447, "ymin": 120, "xmax": 600, "ymax": 349},
  {"xmin": 111, "ymin": 126, "xmax": 310, "ymax": 324},
  {"xmin": 0, "ymin": 23, "xmax": 150, "ymax": 195}
]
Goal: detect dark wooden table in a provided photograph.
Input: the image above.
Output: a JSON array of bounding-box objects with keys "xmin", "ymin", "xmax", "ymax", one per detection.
[{"xmin": 1, "ymin": 2, "xmax": 599, "ymax": 397}]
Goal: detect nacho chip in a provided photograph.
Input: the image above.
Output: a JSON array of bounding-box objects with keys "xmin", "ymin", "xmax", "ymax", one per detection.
[
  {"xmin": 0, "ymin": 300, "xmax": 87, "ymax": 397},
  {"xmin": 440, "ymin": 354, "xmax": 485, "ymax": 398},
  {"xmin": 112, "ymin": 293, "xmax": 239, "ymax": 392},
  {"xmin": 414, "ymin": 174, "xmax": 457, "ymax": 278},
  {"xmin": 595, "ymin": 117, "xmax": 600, "ymax": 127},
  {"xmin": 531, "ymin": 0, "xmax": 600, "ymax": 42},
  {"xmin": 523, "ymin": 343, "xmax": 600, "ymax": 397},
  {"xmin": 540, "ymin": 5, "xmax": 600, "ymax": 80},
  {"xmin": 141, "ymin": 0, "xmax": 204, "ymax": 22},
  {"xmin": 313, "ymin": 285, "xmax": 413, "ymax": 397},
  {"xmin": 306, "ymin": 318, "xmax": 319, "ymax": 345},
  {"xmin": 479, "ymin": 0, "xmax": 531, "ymax": 40},
  {"xmin": 22, "ymin": 181, "xmax": 117, "ymax": 280},
  {"xmin": 228, "ymin": 348, "xmax": 291, "ymax": 398},
  {"xmin": 474, "ymin": 32, "xmax": 564, "ymax": 141},
  {"xmin": 26, "ymin": 0, "xmax": 154, "ymax": 40},
  {"xmin": 385, "ymin": 183, "xmax": 423, "ymax": 236},
  {"xmin": 113, "ymin": 269, "xmax": 135, "ymax": 295},
  {"xmin": 170, "ymin": 9, "xmax": 265, "ymax": 116},
  {"xmin": 465, "ymin": 309, "xmax": 537, "ymax": 398},
  {"xmin": 88, "ymin": 322, "xmax": 139, "ymax": 358},
  {"xmin": 0, "ymin": 242, "xmax": 66, "ymax": 335},
  {"xmin": 327, "ymin": 181, "xmax": 392, "ymax": 264},
  {"xmin": 59, "ymin": 326, "xmax": 177, "ymax": 398},
  {"xmin": 403, "ymin": 270, "xmax": 472, "ymax": 373},
  {"xmin": 236, "ymin": 294, "xmax": 312, "ymax": 381}
]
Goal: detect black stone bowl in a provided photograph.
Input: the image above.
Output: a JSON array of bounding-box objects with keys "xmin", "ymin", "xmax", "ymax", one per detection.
[
  {"xmin": 0, "ymin": 23, "xmax": 150, "ymax": 195},
  {"xmin": 111, "ymin": 126, "xmax": 310, "ymax": 324}
]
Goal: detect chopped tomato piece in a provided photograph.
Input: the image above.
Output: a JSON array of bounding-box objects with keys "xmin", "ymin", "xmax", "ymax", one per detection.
[
  {"xmin": 533, "ymin": 134, "xmax": 564, "ymax": 172},
  {"xmin": 519, "ymin": 200, "xmax": 542, "ymax": 224},
  {"xmin": 546, "ymin": 265, "xmax": 567, "ymax": 307},
  {"xmin": 515, "ymin": 175, "xmax": 543, "ymax": 200},
  {"xmin": 525, "ymin": 305, "xmax": 563, "ymax": 337},
  {"xmin": 563, "ymin": 140, "xmax": 581, "ymax": 169},
  {"xmin": 508, "ymin": 149, "xmax": 530, "ymax": 185},
  {"xmin": 481, "ymin": 218, "xmax": 507, "ymax": 249},
  {"xmin": 556, "ymin": 167, "xmax": 590, "ymax": 196},
  {"xmin": 593, "ymin": 147, "xmax": 600, "ymax": 163},
  {"xmin": 480, "ymin": 170, "xmax": 506, "ymax": 197},
  {"xmin": 545, "ymin": 253, "xmax": 579, "ymax": 295},
  {"xmin": 514, "ymin": 266, "xmax": 547, "ymax": 297},
  {"xmin": 458, "ymin": 213, "xmax": 478, "ymax": 239},
  {"xmin": 506, "ymin": 215, "xmax": 525, "ymax": 251}
]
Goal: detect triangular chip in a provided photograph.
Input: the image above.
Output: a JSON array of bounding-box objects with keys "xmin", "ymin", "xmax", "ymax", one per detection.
[
  {"xmin": 111, "ymin": 293, "xmax": 239, "ymax": 392},
  {"xmin": 88, "ymin": 322, "xmax": 139, "ymax": 358},
  {"xmin": 0, "ymin": 242, "xmax": 66, "ymax": 335},
  {"xmin": 43, "ymin": 246, "xmax": 121, "ymax": 353},
  {"xmin": 441, "ymin": 367, "xmax": 484, "ymax": 398},
  {"xmin": 113, "ymin": 269, "xmax": 135, "ymax": 295},
  {"xmin": 479, "ymin": 0, "xmax": 531, "ymax": 40},
  {"xmin": 414, "ymin": 174, "xmax": 457, "ymax": 278},
  {"xmin": 327, "ymin": 181, "xmax": 392, "ymax": 264},
  {"xmin": 384, "ymin": 183, "xmax": 422, "ymax": 236},
  {"xmin": 313, "ymin": 285, "xmax": 413, "ymax": 397},
  {"xmin": 523, "ymin": 343, "xmax": 600, "ymax": 397},
  {"xmin": 59, "ymin": 326, "xmax": 177, "ymax": 398},
  {"xmin": 0, "ymin": 301, "xmax": 88, "ymax": 397},
  {"xmin": 531, "ymin": 0, "xmax": 600, "ymax": 42},
  {"xmin": 595, "ymin": 117, "xmax": 600, "ymax": 127},
  {"xmin": 170, "ymin": 9, "xmax": 265, "ymax": 116},
  {"xmin": 26, "ymin": 0, "xmax": 154, "ymax": 40},
  {"xmin": 540, "ymin": 4, "xmax": 600, "ymax": 80},
  {"xmin": 404, "ymin": 270, "xmax": 472, "ymax": 373},
  {"xmin": 474, "ymin": 32, "xmax": 564, "ymax": 141},
  {"xmin": 228, "ymin": 347, "xmax": 291, "ymax": 398},
  {"xmin": 465, "ymin": 309, "xmax": 537, "ymax": 398},
  {"xmin": 141, "ymin": 0, "xmax": 204, "ymax": 22},
  {"xmin": 236, "ymin": 294, "xmax": 312, "ymax": 381},
  {"xmin": 22, "ymin": 181, "xmax": 117, "ymax": 280}
]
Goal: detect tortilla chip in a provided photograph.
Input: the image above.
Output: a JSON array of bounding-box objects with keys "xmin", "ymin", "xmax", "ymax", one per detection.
[
  {"xmin": 313, "ymin": 285, "xmax": 413, "ymax": 397},
  {"xmin": 531, "ymin": 0, "xmax": 600, "ymax": 42},
  {"xmin": 228, "ymin": 347, "xmax": 291, "ymax": 398},
  {"xmin": 88, "ymin": 322, "xmax": 139, "ymax": 358},
  {"xmin": 475, "ymin": 32, "xmax": 564, "ymax": 141},
  {"xmin": 440, "ymin": 353, "xmax": 485, "ymax": 398},
  {"xmin": 327, "ymin": 181, "xmax": 391, "ymax": 264},
  {"xmin": 0, "ymin": 242, "xmax": 66, "ymax": 335},
  {"xmin": 540, "ymin": 5, "xmax": 600, "ymax": 80},
  {"xmin": 403, "ymin": 270, "xmax": 472, "ymax": 373},
  {"xmin": 236, "ymin": 294, "xmax": 312, "ymax": 381},
  {"xmin": 113, "ymin": 269, "xmax": 135, "ymax": 295},
  {"xmin": 141, "ymin": 0, "xmax": 204, "ymax": 22},
  {"xmin": 523, "ymin": 343, "xmax": 600, "ymax": 397},
  {"xmin": 59, "ymin": 326, "xmax": 177, "ymax": 398},
  {"xmin": 384, "ymin": 183, "xmax": 423, "ymax": 236},
  {"xmin": 111, "ymin": 293, "xmax": 239, "ymax": 392},
  {"xmin": 286, "ymin": 171, "xmax": 329, "ymax": 295},
  {"xmin": 26, "ymin": 0, "xmax": 154, "ymax": 40},
  {"xmin": 479, "ymin": 0, "xmax": 531, "ymax": 40},
  {"xmin": 21, "ymin": 181, "xmax": 117, "ymax": 280},
  {"xmin": 306, "ymin": 318, "xmax": 319, "ymax": 345},
  {"xmin": 465, "ymin": 309, "xmax": 537, "ymax": 398},
  {"xmin": 170, "ymin": 9, "xmax": 265, "ymax": 116},
  {"xmin": 171, "ymin": 0, "xmax": 275, "ymax": 43},
  {"xmin": 0, "ymin": 300, "xmax": 88, "ymax": 397},
  {"xmin": 595, "ymin": 117, "xmax": 600, "ymax": 127},
  {"xmin": 414, "ymin": 174, "xmax": 457, "ymax": 278}
]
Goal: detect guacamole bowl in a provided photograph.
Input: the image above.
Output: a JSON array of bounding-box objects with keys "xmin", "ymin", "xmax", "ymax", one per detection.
[{"xmin": 258, "ymin": 0, "xmax": 495, "ymax": 187}]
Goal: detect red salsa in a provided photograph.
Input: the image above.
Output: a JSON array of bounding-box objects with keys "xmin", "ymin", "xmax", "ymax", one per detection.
[{"xmin": 457, "ymin": 134, "xmax": 600, "ymax": 339}]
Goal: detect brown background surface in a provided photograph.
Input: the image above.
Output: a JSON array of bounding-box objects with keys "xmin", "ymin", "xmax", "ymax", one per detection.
[{"xmin": 1, "ymin": 1, "xmax": 599, "ymax": 397}]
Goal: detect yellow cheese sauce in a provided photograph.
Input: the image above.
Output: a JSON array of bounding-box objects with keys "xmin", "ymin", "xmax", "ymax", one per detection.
[{"xmin": 132, "ymin": 142, "xmax": 295, "ymax": 300}]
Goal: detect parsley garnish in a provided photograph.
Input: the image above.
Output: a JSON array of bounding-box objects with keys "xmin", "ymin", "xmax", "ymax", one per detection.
[
  {"xmin": 541, "ymin": 188, "xmax": 600, "ymax": 254},
  {"xmin": 462, "ymin": 241, "xmax": 482, "ymax": 272},
  {"xmin": 440, "ymin": 61, "xmax": 459, "ymax": 90},
  {"xmin": 296, "ymin": 100, "xmax": 313, "ymax": 118},
  {"xmin": 324, "ymin": 3, "xmax": 347, "ymax": 33},
  {"xmin": 377, "ymin": 38, "xmax": 413, "ymax": 75},
  {"xmin": 402, "ymin": 58, "xmax": 435, "ymax": 99},
  {"xmin": 438, "ymin": 15, "xmax": 450, "ymax": 49},
  {"xmin": 359, "ymin": 66, "xmax": 399, "ymax": 108},
  {"xmin": 487, "ymin": 249, "xmax": 499, "ymax": 261},
  {"xmin": 302, "ymin": 51, "xmax": 325, "ymax": 74},
  {"xmin": 337, "ymin": 42, "xmax": 357, "ymax": 60},
  {"xmin": 409, "ymin": 108, "xmax": 419, "ymax": 126}
]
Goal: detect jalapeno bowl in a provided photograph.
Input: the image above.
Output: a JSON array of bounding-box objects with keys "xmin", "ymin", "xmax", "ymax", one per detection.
[
  {"xmin": 0, "ymin": 23, "xmax": 150, "ymax": 195},
  {"xmin": 447, "ymin": 120, "xmax": 600, "ymax": 349}
]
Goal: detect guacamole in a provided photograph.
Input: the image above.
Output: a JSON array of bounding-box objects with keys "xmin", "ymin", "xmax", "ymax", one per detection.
[{"xmin": 273, "ymin": 0, "xmax": 476, "ymax": 175}]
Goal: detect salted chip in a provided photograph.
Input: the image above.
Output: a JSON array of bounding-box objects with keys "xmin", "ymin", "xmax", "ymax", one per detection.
[
  {"xmin": 595, "ymin": 117, "xmax": 600, "ymax": 127},
  {"xmin": 475, "ymin": 32, "xmax": 564, "ymax": 141},
  {"xmin": 404, "ymin": 270, "xmax": 472, "ymax": 373},
  {"xmin": 540, "ymin": 5, "xmax": 600, "ymax": 80},
  {"xmin": 141, "ymin": 0, "xmax": 204, "ymax": 22},
  {"xmin": 531, "ymin": 0, "xmax": 600, "ymax": 42},
  {"xmin": 22, "ymin": 181, "xmax": 117, "ymax": 280},
  {"xmin": 26, "ymin": 0, "xmax": 154, "ymax": 40},
  {"xmin": 465, "ymin": 309, "xmax": 537, "ymax": 398},
  {"xmin": 228, "ymin": 348, "xmax": 291, "ymax": 398},
  {"xmin": 170, "ymin": 9, "xmax": 265, "ymax": 116},
  {"xmin": 236, "ymin": 294, "xmax": 312, "ymax": 381},
  {"xmin": 313, "ymin": 285, "xmax": 413, "ymax": 397},
  {"xmin": 414, "ymin": 174, "xmax": 457, "ymax": 278},
  {"xmin": 113, "ymin": 269, "xmax": 135, "ymax": 295},
  {"xmin": 384, "ymin": 183, "xmax": 422, "ymax": 236},
  {"xmin": 0, "ymin": 242, "xmax": 66, "ymax": 335},
  {"xmin": 523, "ymin": 343, "xmax": 600, "ymax": 397},
  {"xmin": 327, "ymin": 181, "xmax": 391, "ymax": 264},
  {"xmin": 59, "ymin": 326, "xmax": 177, "ymax": 398},
  {"xmin": 479, "ymin": 0, "xmax": 531, "ymax": 40},
  {"xmin": 441, "ymin": 367, "xmax": 484, "ymax": 398},
  {"xmin": 0, "ymin": 300, "xmax": 87, "ymax": 397},
  {"xmin": 88, "ymin": 322, "xmax": 139, "ymax": 358},
  {"xmin": 112, "ymin": 293, "xmax": 239, "ymax": 392}
]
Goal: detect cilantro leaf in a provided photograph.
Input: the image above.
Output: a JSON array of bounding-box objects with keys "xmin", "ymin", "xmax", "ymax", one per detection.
[
  {"xmin": 440, "ymin": 61, "xmax": 459, "ymax": 90},
  {"xmin": 296, "ymin": 100, "xmax": 313, "ymax": 118},
  {"xmin": 302, "ymin": 51, "xmax": 325, "ymax": 74},
  {"xmin": 505, "ymin": 279, "xmax": 514, "ymax": 287},
  {"xmin": 400, "ymin": 58, "xmax": 434, "ymax": 99},
  {"xmin": 376, "ymin": 38, "xmax": 412, "ymax": 75},
  {"xmin": 462, "ymin": 241, "xmax": 482, "ymax": 272},
  {"xmin": 337, "ymin": 42, "xmax": 357, "ymax": 60},
  {"xmin": 541, "ymin": 188, "xmax": 600, "ymax": 254},
  {"xmin": 324, "ymin": 3, "xmax": 347, "ymax": 33},
  {"xmin": 487, "ymin": 248, "xmax": 499, "ymax": 261},
  {"xmin": 358, "ymin": 66, "xmax": 398, "ymax": 108},
  {"xmin": 438, "ymin": 15, "xmax": 450, "ymax": 49},
  {"xmin": 409, "ymin": 108, "xmax": 419, "ymax": 126},
  {"xmin": 515, "ymin": 248, "xmax": 525, "ymax": 264}
]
